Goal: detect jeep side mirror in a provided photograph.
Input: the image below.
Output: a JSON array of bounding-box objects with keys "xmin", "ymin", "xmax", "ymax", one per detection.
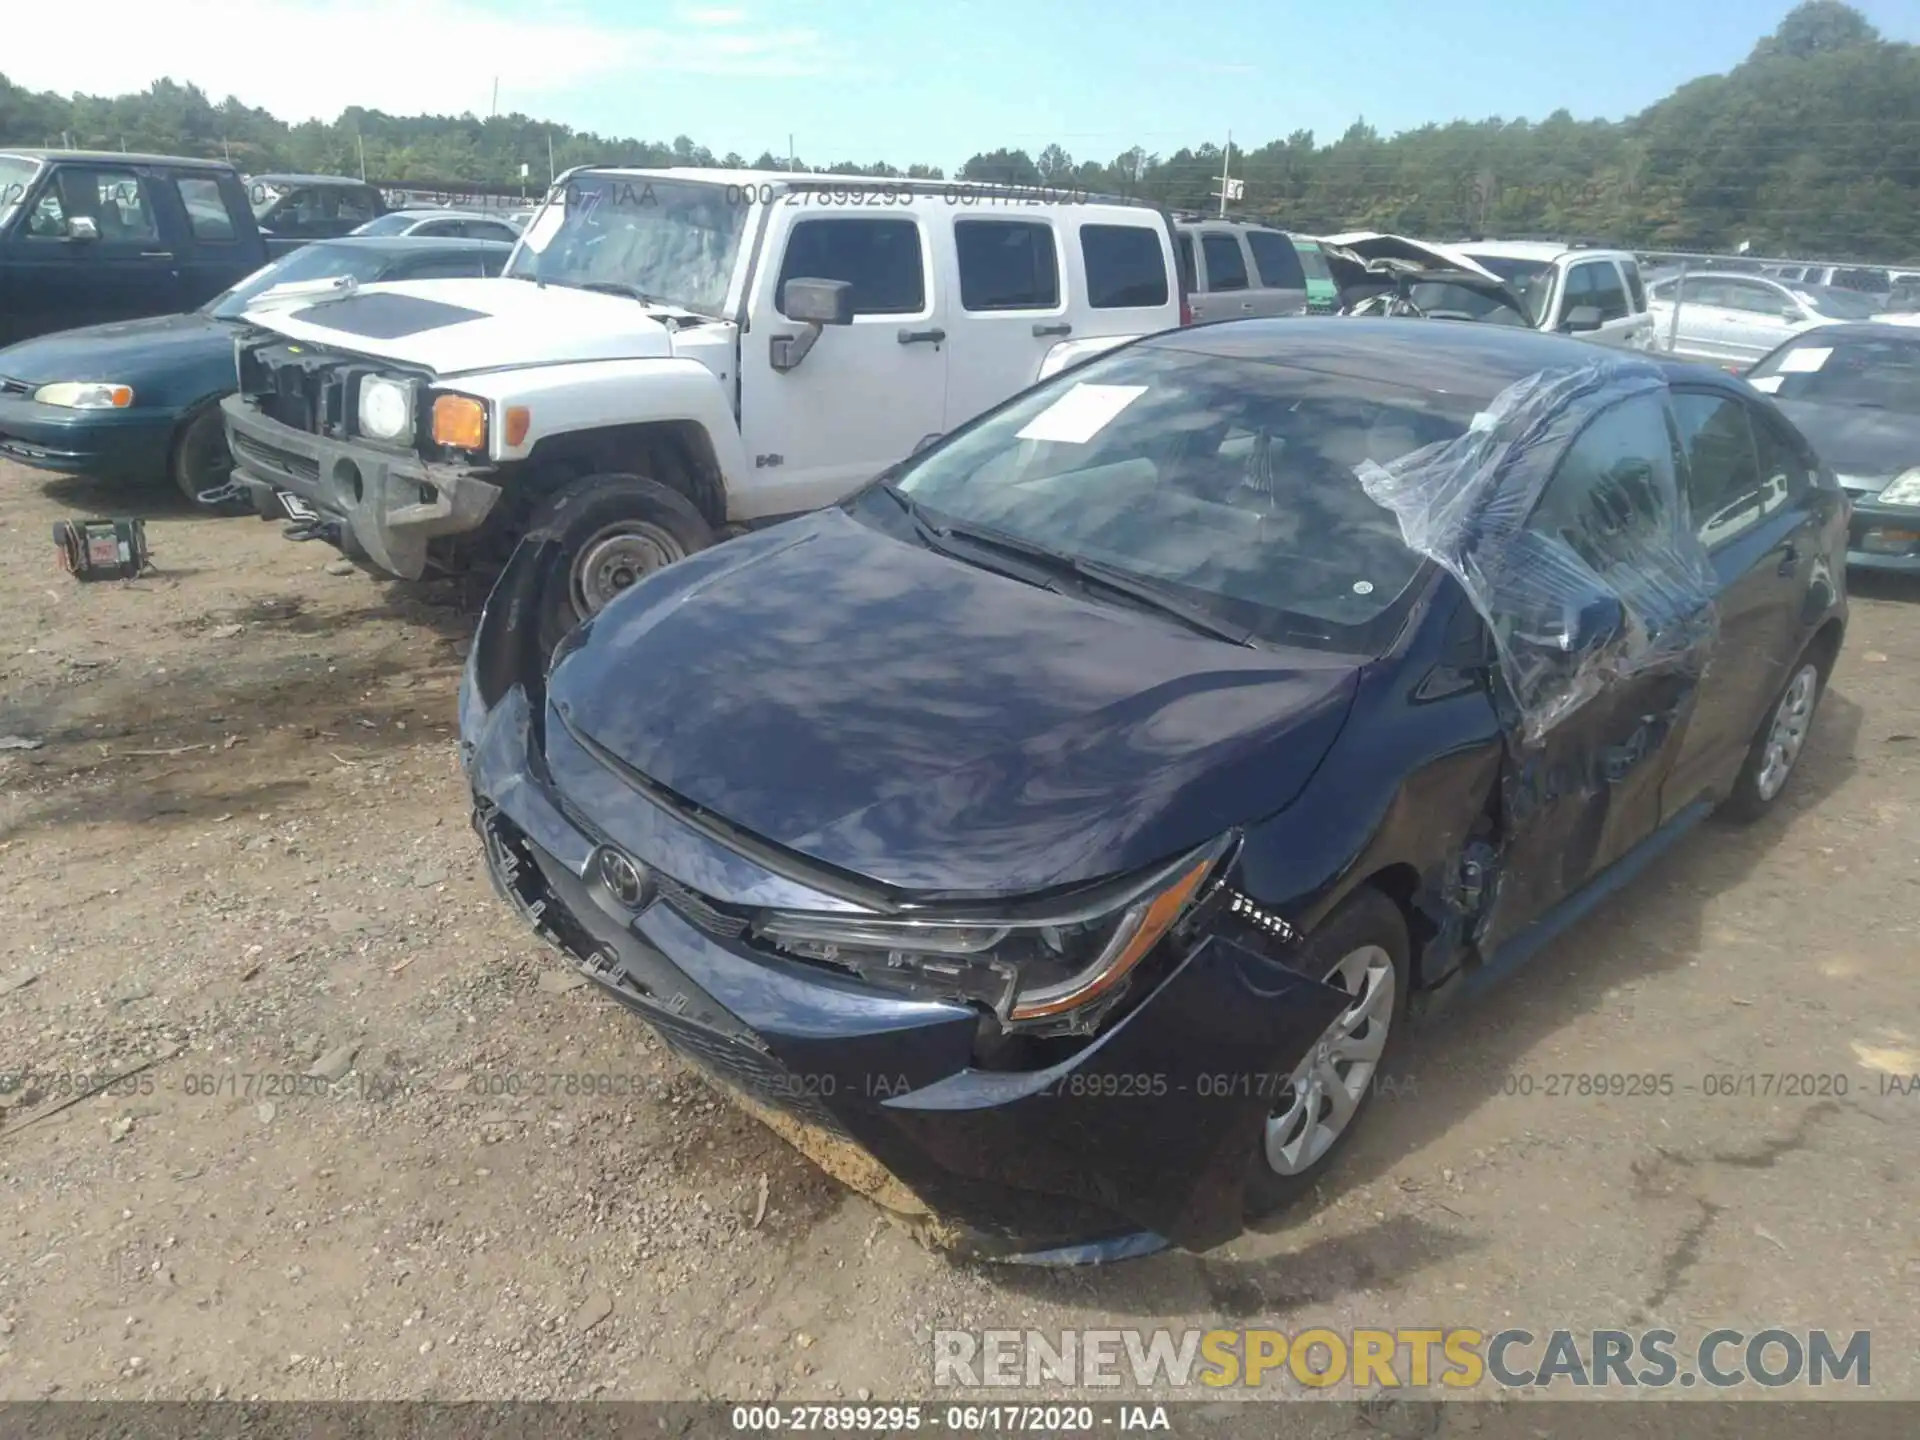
[
  {"xmin": 782, "ymin": 277, "xmax": 855, "ymax": 326},
  {"xmin": 66, "ymin": 215, "xmax": 100, "ymax": 243},
  {"xmin": 770, "ymin": 277, "xmax": 855, "ymax": 373},
  {"xmin": 1560, "ymin": 305, "xmax": 1603, "ymax": 334}
]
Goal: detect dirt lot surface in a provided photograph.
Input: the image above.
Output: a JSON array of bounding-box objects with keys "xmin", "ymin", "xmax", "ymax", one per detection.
[{"xmin": 1, "ymin": 462, "xmax": 1917, "ymax": 1412}]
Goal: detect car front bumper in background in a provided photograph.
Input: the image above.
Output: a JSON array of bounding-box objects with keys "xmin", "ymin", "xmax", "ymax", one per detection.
[
  {"xmin": 0, "ymin": 396, "xmax": 175, "ymax": 482},
  {"xmin": 1844, "ymin": 495, "xmax": 1920, "ymax": 574},
  {"xmin": 219, "ymin": 394, "xmax": 502, "ymax": 580},
  {"xmin": 458, "ymin": 545, "xmax": 1348, "ymax": 1261}
]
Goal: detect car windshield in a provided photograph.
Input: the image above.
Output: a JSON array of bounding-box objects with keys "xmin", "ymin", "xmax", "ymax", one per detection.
[
  {"xmin": 1747, "ymin": 332, "xmax": 1920, "ymax": 410},
  {"xmin": 504, "ymin": 173, "xmax": 747, "ymax": 316},
  {"xmin": 1793, "ymin": 286, "xmax": 1884, "ymax": 320},
  {"xmin": 1463, "ymin": 255, "xmax": 1555, "ymax": 324},
  {"xmin": 877, "ymin": 345, "xmax": 1483, "ymax": 651},
  {"xmin": 201, "ymin": 244, "xmax": 402, "ymax": 319},
  {"xmin": 1405, "ymin": 280, "xmax": 1532, "ymax": 326},
  {"xmin": 0, "ymin": 155, "xmax": 40, "ymax": 229},
  {"xmin": 353, "ymin": 212, "xmax": 420, "ymax": 236}
]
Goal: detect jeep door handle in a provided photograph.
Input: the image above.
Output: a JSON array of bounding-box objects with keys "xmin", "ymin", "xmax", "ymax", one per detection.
[
  {"xmin": 1032, "ymin": 321, "xmax": 1072, "ymax": 337},
  {"xmin": 897, "ymin": 328, "xmax": 946, "ymax": 345}
]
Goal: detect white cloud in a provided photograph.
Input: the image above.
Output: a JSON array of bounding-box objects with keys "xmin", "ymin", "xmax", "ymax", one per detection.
[{"xmin": 3, "ymin": 0, "xmax": 829, "ymax": 122}]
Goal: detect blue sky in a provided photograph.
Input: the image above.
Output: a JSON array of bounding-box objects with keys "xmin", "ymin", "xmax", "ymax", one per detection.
[{"xmin": 12, "ymin": 0, "xmax": 1920, "ymax": 169}]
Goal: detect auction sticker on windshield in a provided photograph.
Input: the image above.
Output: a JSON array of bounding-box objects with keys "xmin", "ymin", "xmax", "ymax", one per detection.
[
  {"xmin": 1778, "ymin": 346, "xmax": 1832, "ymax": 374},
  {"xmin": 1016, "ymin": 384, "xmax": 1149, "ymax": 445}
]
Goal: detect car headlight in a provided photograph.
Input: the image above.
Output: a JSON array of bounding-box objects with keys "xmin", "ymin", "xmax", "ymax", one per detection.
[
  {"xmin": 34, "ymin": 381, "xmax": 133, "ymax": 409},
  {"xmin": 357, "ymin": 376, "xmax": 414, "ymax": 442},
  {"xmin": 754, "ymin": 836, "xmax": 1230, "ymax": 1031},
  {"xmin": 1878, "ymin": 467, "xmax": 1920, "ymax": 506}
]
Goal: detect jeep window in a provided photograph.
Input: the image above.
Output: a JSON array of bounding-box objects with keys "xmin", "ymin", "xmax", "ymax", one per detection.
[
  {"xmin": 506, "ymin": 173, "xmax": 749, "ymax": 317},
  {"xmin": 1245, "ymin": 230, "xmax": 1305, "ymax": 290},
  {"xmin": 1200, "ymin": 233, "xmax": 1249, "ymax": 291},
  {"xmin": 1464, "ymin": 253, "xmax": 1554, "ymax": 325},
  {"xmin": 1175, "ymin": 233, "xmax": 1197, "ymax": 293},
  {"xmin": 1081, "ymin": 224, "xmax": 1169, "ymax": 309},
  {"xmin": 956, "ymin": 219, "xmax": 1059, "ymax": 311},
  {"xmin": 336, "ymin": 188, "xmax": 379, "ymax": 225},
  {"xmin": 1830, "ymin": 266, "xmax": 1890, "ymax": 296},
  {"xmin": 0, "ymin": 155, "xmax": 41, "ymax": 230},
  {"xmin": 1294, "ymin": 240, "xmax": 1333, "ymax": 284},
  {"xmin": 173, "ymin": 176, "xmax": 238, "ymax": 241},
  {"xmin": 1569, "ymin": 261, "xmax": 1629, "ymax": 322},
  {"xmin": 779, "ymin": 217, "xmax": 925, "ymax": 316}
]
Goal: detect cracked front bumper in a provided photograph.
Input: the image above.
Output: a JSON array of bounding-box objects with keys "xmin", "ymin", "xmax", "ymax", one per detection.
[{"xmin": 219, "ymin": 394, "xmax": 502, "ymax": 579}]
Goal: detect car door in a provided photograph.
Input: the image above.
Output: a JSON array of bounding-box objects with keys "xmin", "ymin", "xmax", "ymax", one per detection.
[
  {"xmin": 1660, "ymin": 392, "xmax": 1824, "ymax": 815},
  {"xmin": 0, "ymin": 162, "xmax": 181, "ymax": 340},
  {"xmin": 1549, "ymin": 258, "xmax": 1635, "ymax": 347},
  {"xmin": 1244, "ymin": 228, "xmax": 1309, "ymax": 317},
  {"xmin": 1478, "ymin": 389, "xmax": 1709, "ymax": 952},
  {"xmin": 1191, "ymin": 228, "xmax": 1254, "ymax": 322},
  {"xmin": 1665, "ymin": 278, "xmax": 1747, "ymax": 363},
  {"xmin": 161, "ymin": 170, "xmax": 258, "ymax": 309},
  {"xmin": 940, "ymin": 214, "xmax": 1069, "ymax": 429},
  {"xmin": 1718, "ymin": 279, "xmax": 1807, "ymax": 364},
  {"xmin": 737, "ymin": 210, "xmax": 948, "ymax": 515}
]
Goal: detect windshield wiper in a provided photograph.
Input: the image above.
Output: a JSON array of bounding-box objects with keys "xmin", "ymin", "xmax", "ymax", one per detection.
[
  {"xmin": 577, "ymin": 280, "xmax": 665, "ymax": 304},
  {"xmin": 883, "ymin": 488, "xmax": 1253, "ymax": 646},
  {"xmin": 880, "ymin": 484, "xmax": 1066, "ymax": 594}
]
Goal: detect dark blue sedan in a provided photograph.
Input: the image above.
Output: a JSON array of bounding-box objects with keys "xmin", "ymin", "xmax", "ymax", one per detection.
[
  {"xmin": 0, "ymin": 236, "xmax": 510, "ymax": 510},
  {"xmin": 461, "ymin": 319, "xmax": 1848, "ymax": 1262}
]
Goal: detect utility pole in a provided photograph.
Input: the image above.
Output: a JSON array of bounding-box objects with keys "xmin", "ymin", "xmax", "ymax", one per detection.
[
  {"xmin": 1214, "ymin": 131, "xmax": 1241, "ymax": 217},
  {"xmin": 357, "ymin": 134, "xmax": 366, "ymax": 181},
  {"xmin": 491, "ymin": 77, "xmax": 499, "ymax": 118},
  {"xmin": 788, "ymin": 133, "xmax": 795, "ymax": 172},
  {"xmin": 548, "ymin": 133, "xmax": 555, "ymax": 183}
]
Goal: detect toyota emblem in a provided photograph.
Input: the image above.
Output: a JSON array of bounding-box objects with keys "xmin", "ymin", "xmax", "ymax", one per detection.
[{"xmin": 595, "ymin": 847, "xmax": 650, "ymax": 909}]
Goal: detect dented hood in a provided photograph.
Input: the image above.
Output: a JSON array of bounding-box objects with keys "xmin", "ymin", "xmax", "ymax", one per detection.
[
  {"xmin": 1320, "ymin": 232, "xmax": 1506, "ymax": 283},
  {"xmin": 543, "ymin": 511, "xmax": 1361, "ymax": 897},
  {"xmin": 238, "ymin": 276, "xmax": 678, "ymax": 375}
]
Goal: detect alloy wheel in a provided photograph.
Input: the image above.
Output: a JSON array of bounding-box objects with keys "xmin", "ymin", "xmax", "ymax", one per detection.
[
  {"xmin": 1263, "ymin": 944, "xmax": 1395, "ymax": 1177},
  {"xmin": 1756, "ymin": 663, "xmax": 1819, "ymax": 801}
]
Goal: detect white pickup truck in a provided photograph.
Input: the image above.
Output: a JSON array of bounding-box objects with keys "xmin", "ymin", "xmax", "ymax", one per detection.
[{"xmin": 221, "ymin": 168, "xmax": 1185, "ymax": 645}]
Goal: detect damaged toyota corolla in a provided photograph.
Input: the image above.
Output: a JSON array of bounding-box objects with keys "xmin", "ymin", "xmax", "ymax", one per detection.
[{"xmin": 460, "ymin": 318, "xmax": 1847, "ymax": 1263}]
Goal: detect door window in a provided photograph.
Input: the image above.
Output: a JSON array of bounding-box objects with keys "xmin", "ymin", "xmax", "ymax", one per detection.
[
  {"xmin": 25, "ymin": 167, "xmax": 156, "ymax": 242},
  {"xmin": 1621, "ymin": 259, "xmax": 1647, "ymax": 313},
  {"xmin": 1563, "ymin": 261, "xmax": 1627, "ymax": 321},
  {"xmin": 336, "ymin": 188, "xmax": 379, "ymax": 225},
  {"xmin": 1175, "ymin": 232, "xmax": 1197, "ymax": 293},
  {"xmin": 1200, "ymin": 232, "xmax": 1249, "ymax": 291},
  {"xmin": 1080, "ymin": 224, "xmax": 1168, "ymax": 308},
  {"xmin": 1245, "ymin": 230, "xmax": 1305, "ymax": 290},
  {"xmin": 1722, "ymin": 281, "xmax": 1790, "ymax": 316},
  {"xmin": 955, "ymin": 219, "xmax": 1059, "ymax": 310},
  {"xmin": 778, "ymin": 217, "xmax": 925, "ymax": 316},
  {"xmin": 1672, "ymin": 392, "xmax": 1769, "ymax": 547},
  {"xmin": 173, "ymin": 176, "xmax": 237, "ymax": 240}
]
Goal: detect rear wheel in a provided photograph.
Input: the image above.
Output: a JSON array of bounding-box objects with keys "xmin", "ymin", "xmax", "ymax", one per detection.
[
  {"xmin": 1719, "ymin": 656, "xmax": 1826, "ymax": 823},
  {"xmin": 1243, "ymin": 886, "xmax": 1410, "ymax": 1220},
  {"xmin": 527, "ymin": 472, "xmax": 715, "ymax": 654},
  {"xmin": 170, "ymin": 405, "xmax": 248, "ymax": 514}
]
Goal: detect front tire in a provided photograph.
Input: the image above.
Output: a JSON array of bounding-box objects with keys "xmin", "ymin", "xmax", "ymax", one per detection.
[
  {"xmin": 1243, "ymin": 886, "xmax": 1411, "ymax": 1220},
  {"xmin": 1719, "ymin": 655, "xmax": 1826, "ymax": 824},
  {"xmin": 170, "ymin": 405, "xmax": 249, "ymax": 514},
  {"xmin": 527, "ymin": 472, "xmax": 715, "ymax": 654}
]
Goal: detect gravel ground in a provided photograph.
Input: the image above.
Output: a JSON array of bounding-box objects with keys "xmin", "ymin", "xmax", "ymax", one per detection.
[{"xmin": 1, "ymin": 462, "xmax": 1917, "ymax": 1412}]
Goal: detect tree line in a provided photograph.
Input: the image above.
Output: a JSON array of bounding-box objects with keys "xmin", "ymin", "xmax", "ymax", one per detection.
[{"xmin": 3, "ymin": 2, "xmax": 1916, "ymax": 261}]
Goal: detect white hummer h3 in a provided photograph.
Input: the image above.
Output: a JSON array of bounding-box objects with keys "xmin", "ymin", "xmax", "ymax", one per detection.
[{"xmin": 221, "ymin": 167, "xmax": 1185, "ymax": 646}]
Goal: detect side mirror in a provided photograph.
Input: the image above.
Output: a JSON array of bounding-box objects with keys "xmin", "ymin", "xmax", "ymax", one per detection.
[
  {"xmin": 1560, "ymin": 305, "xmax": 1603, "ymax": 334},
  {"xmin": 782, "ymin": 277, "xmax": 855, "ymax": 326},
  {"xmin": 66, "ymin": 215, "xmax": 100, "ymax": 243},
  {"xmin": 770, "ymin": 277, "xmax": 855, "ymax": 373}
]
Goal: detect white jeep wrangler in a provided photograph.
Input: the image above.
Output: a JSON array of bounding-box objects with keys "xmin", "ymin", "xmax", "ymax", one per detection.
[{"xmin": 221, "ymin": 168, "xmax": 1184, "ymax": 645}]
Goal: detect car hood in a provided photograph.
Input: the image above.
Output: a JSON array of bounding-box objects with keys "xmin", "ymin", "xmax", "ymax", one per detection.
[
  {"xmin": 1773, "ymin": 398, "xmax": 1920, "ymax": 488},
  {"xmin": 0, "ymin": 311, "xmax": 231, "ymax": 384},
  {"xmin": 544, "ymin": 510, "xmax": 1362, "ymax": 897},
  {"xmin": 1320, "ymin": 233, "xmax": 1507, "ymax": 285},
  {"xmin": 238, "ymin": 276, "xmax": 680, "ymax": 375}
]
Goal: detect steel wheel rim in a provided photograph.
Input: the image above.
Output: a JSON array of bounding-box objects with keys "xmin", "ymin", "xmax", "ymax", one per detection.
[
  {"xmin": 571, "ymin": 522, "xmax": 686, "ymax": 617},
  {"xmin": 1264, "ymin": 944, "xmax": 1395, "ymax": 1177},
  {"xmin": 1755, "ymin": 663, "xmax": 1818, "ymax": 801}
]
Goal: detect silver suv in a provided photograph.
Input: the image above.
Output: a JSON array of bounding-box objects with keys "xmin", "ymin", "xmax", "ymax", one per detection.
[{"xmin": 1173, "ymin": 216, "xmax": 1312, "ymax": 322}]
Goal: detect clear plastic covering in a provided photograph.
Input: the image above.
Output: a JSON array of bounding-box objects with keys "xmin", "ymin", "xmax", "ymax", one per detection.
[{"xmin": 1357, "ymin": 359, "xmax": 1718, "ymax": 742}]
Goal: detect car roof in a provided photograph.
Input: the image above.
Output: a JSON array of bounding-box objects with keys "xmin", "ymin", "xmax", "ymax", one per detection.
[
  {"xmin": 249, "ymin": 173, "xmax": 380, "ymax": 188},
  {"xmin": 1458, "ymin": 240, "xmax": 1634, "ymax": 264},
  {"xmin": 557, "ymin": 165, "xmax": 1164, "ymax": 210},
  {"xmin": 383, "ymin": 209, "xmax": 517, "ymax": 222},
  {"xmin": 0, "ymin": 148, "xmax": 233, "ymax": 171}
]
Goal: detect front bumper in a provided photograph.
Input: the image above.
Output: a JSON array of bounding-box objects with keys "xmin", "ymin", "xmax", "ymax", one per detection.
[
  {"xmin": 459, "ymin": 542, "xmax": 1349, "ymax": 1260},
  {"xmin": 0, "ymin": 396, "xmax": 175, "ymax": 482},
  {"xmin": 1844, "ymin": 496, "xmax": 1920, "ymax": 574},
  {"xmin": 219, "ymin": 394, "xmax": 502, "ymax": 579}
]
